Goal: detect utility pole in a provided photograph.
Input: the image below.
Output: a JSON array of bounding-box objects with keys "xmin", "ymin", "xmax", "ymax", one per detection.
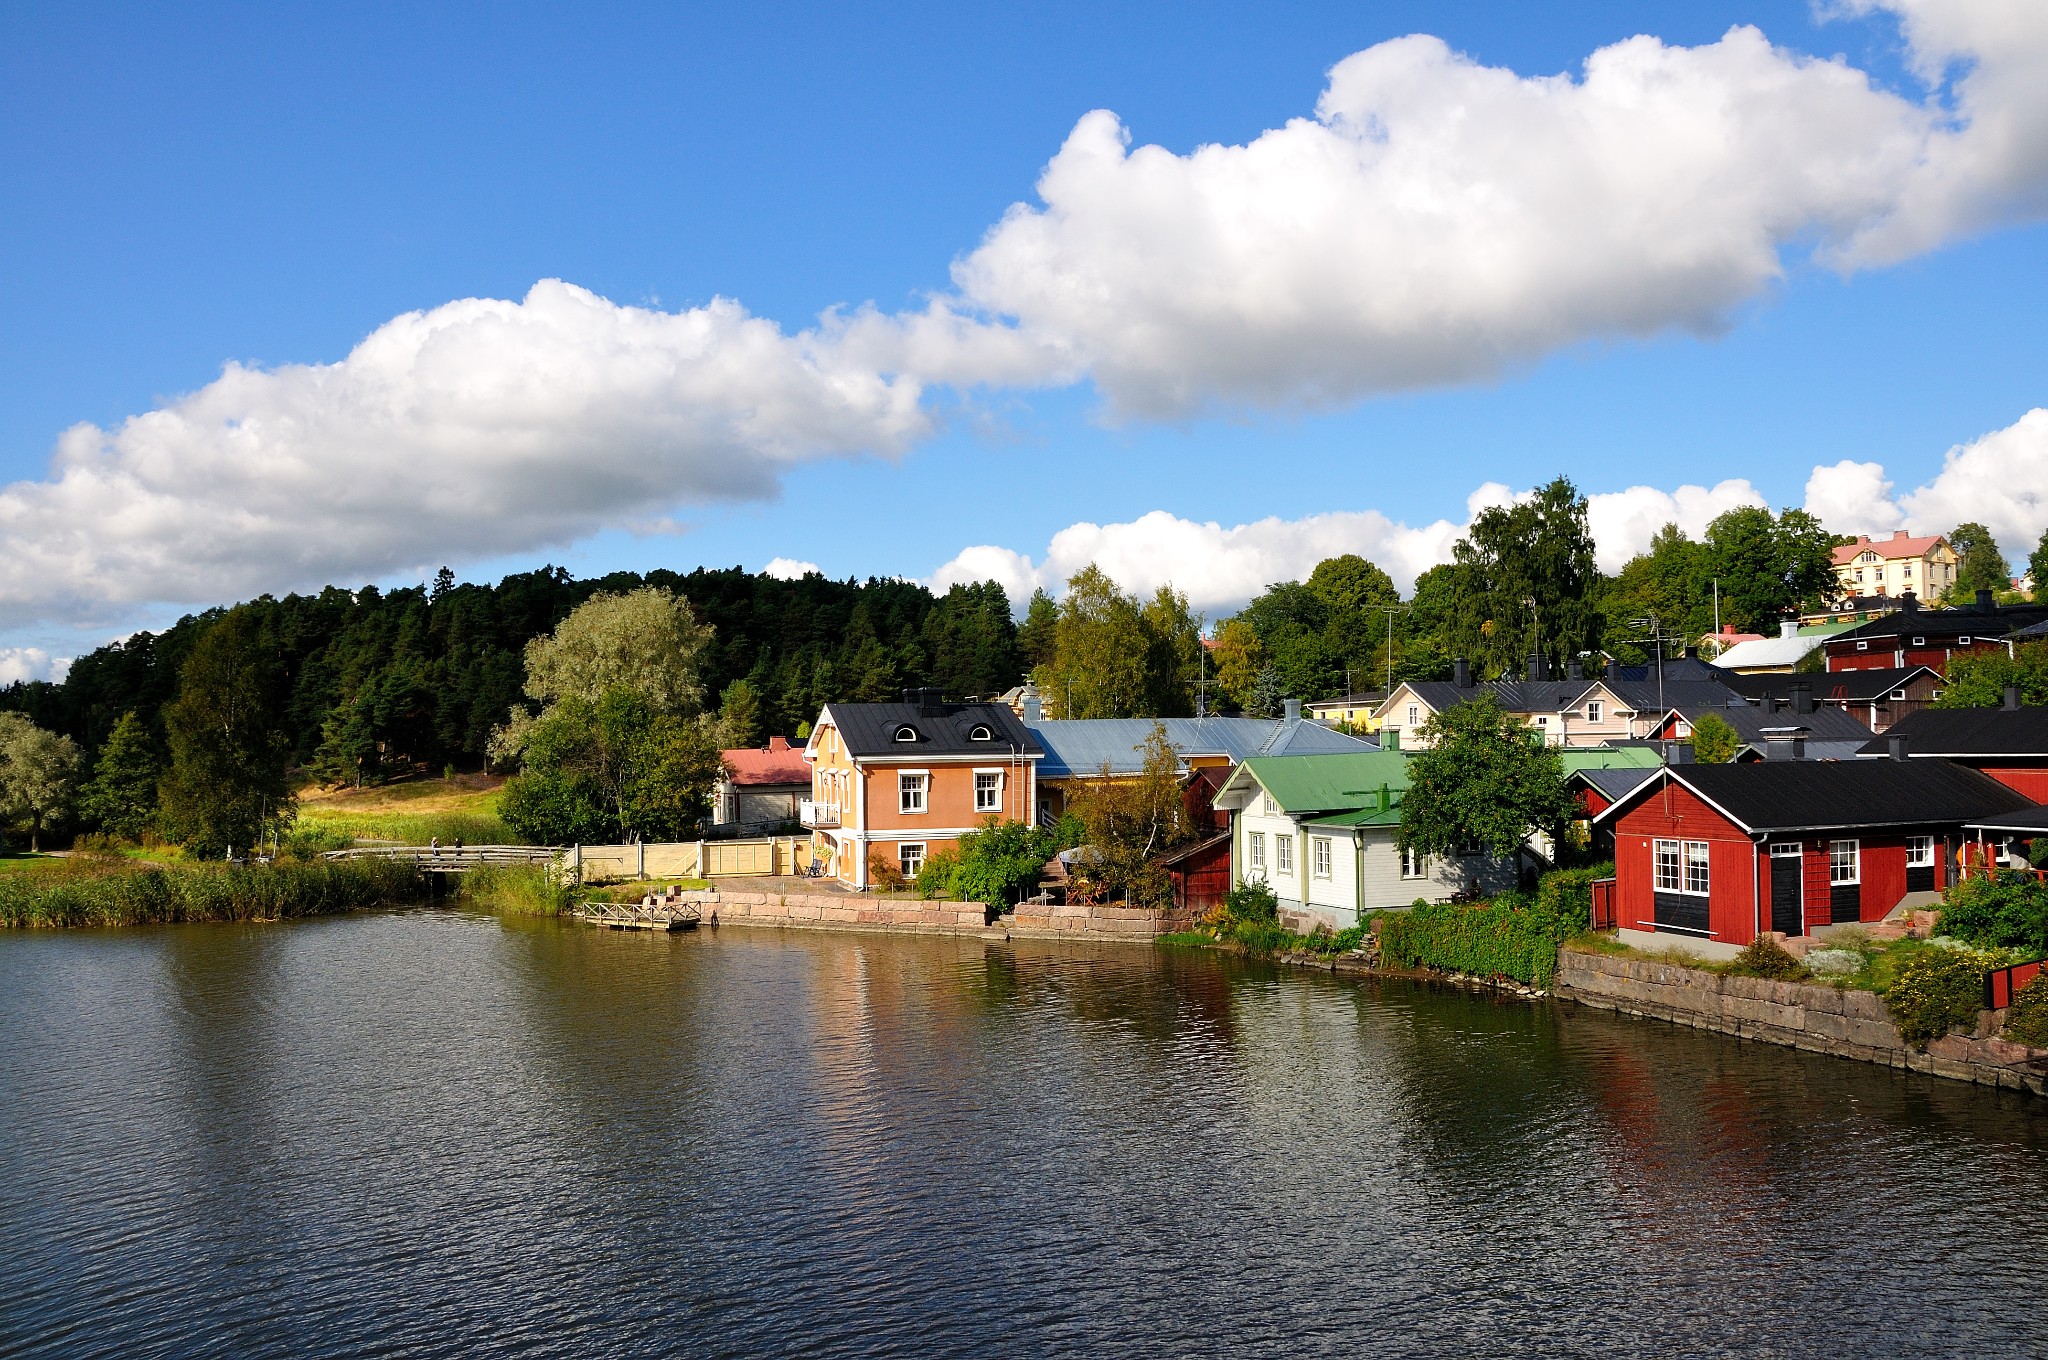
[{"xmin": 1374, "ymin": 605, "xmax": 1409, "ymax": 696}]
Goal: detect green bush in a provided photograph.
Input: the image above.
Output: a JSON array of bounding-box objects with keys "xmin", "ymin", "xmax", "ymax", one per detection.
[
  {"xmin": 1885, "ymin": 945, "xmax": 1993, "ymax": 1044},
  {"xmin": 1733, "ymin": 934, "xmax": 1807, "ymax": 981},
  {"xmin": 952, "ymin": 820, "xmax": 1057, "ymax": 907},
  {"xmin": 915, "ymin": 847, "xmax": 960, "ymax": 900},
  {"xmin": 1535, "ymin": 862, "xmax": 1612, "ymax": 935},
  {"xmin": 1935, "ymin": 871, "xmax": 2048, "ymax": 953},
  {"xmin": 2003, "ymin": 970, "xmax": 2048, "ymax": 1047},
  {"xmin": 1379, "ymin": 895, "xmax": 1572, "ymax": 987},
  {"xmin": 1224, "ymin": 879, "xmax": 1279, "ymax": 924},
  {"xmin": 0, "ymin": 857, "xmax": 427, "ymax": 929}
]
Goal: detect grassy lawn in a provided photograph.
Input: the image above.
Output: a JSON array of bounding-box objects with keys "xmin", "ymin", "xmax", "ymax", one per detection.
[
  {"xmin": 0, "ymin": 853, "xmax": 59, "ymax": 874},
  {"xmin": 293, "ymin": 773, "xmax": 517, "ymax": 846}
]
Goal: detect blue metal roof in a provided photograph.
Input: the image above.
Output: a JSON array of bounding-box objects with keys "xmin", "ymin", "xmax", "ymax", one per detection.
[{"xmin": 1025, "ymin": 717, "xmax": 1375, "ymax": 779}]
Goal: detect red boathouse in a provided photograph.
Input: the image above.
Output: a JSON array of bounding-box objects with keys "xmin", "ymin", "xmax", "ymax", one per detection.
[{"xmin": 1594, "ymin": 758, "xmax": 2037, "ymax": 947}]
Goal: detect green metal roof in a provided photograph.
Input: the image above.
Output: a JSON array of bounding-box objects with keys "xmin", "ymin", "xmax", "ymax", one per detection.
[
  {"xmin": 1558, "ymin": 747, "xmax": 1663, "ymax": 776},
  {"xmin": 1235, "ymin": 750, "xmax": 1414, "ymax": 816}
]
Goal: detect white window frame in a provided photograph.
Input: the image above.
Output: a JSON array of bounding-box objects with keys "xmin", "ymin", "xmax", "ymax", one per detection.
[
  {"xmin": 1684, "ymin": 841, "xmax": 1711, "ymax": 896},
  {"xmin": 899, "ymin": 842, "xmax": 926, "ymax": 877},
  {"xmin": 1275, "ymin": 835, "xmax": 1293, "ymax": 875},
  {"xmin": 1312, "ymin": 836, "xmax": 1332, "ymax": 879},
  {"xmin": 1829, "ymin": 839, "xmax": 1860, "ymax": 884},
  {"xmin": 1586, "ymin": 700, "xmax": 1603, "ymax": 723},
  {"xmin": 1959, "ymin": 636, "xmax": 1973, "ymax": 646},
  {"xmin": 1654, "ymin": 840, "xmax": 1682, "ymax": 893},
  {"xmin": 1856, "ymin": 640, "xmax": 1869, "ymax": 651},
  {"xmin": 1406, "ymin": 704, "xmax": 1419, "ymax": 727},
  {"xmin": 1401, "ymin": 846, "xmax": 1428, "ymax": 880},
  {"xmin": 973, "ymin": 768, "xmax": 1003, "ymax": 813},
  {"xmin": 894, "ymin": 724, "xmax": 919, "ymax": 742},
  {"xmin": 898, "ymin": 771, "xmax": 929, "ymax": 814},
  {"xmin": 1247, "ymin": 832, "xmax": 1266, "ymax": 872},
  {"xmin": 1906, "ymin": 835, "xmax": 1934, "ymax": 868}
]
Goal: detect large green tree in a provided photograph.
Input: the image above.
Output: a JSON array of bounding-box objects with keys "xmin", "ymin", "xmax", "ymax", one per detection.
[
  {"xmin": 1030, "ymin": 567, "xmax": 1202, "ymax": 718},
  {"xmin": 0, "ymin": 713, "xmax": 81, "ymax": 852},
  {"xmin": 1398, "ymin": 695, "xmax": 1573, "ymax": 860},
  {"xmin": 1700, "ymin": 506, "xmax": 1840, "ymax": 634},
  {"xmin": 157, "ymin": 609, "xmax": 296, "ymax": 858},
  {"xmin": 1952, "ymin": 522, "xmax": 2012, "ymax": 597},
  {"xmin": 1934, "ymin": 642, "xmax": 2048, "ymax": 709},
  {"xmin": 1443, "ymin": 477, "xmax": 1600, "ymax": 678},
  {"xmin": 500, "ymin": 690, "xmax": 721, "ymax": 844},
  {"xmin": 78, "ymin": 710, "xmax": 162, "ymax": 840}
]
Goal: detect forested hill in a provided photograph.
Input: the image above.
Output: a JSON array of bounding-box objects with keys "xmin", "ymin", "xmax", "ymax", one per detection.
[{"xmin": 0, "ymin": 566, "xmax": 1021, "ymax": 769}]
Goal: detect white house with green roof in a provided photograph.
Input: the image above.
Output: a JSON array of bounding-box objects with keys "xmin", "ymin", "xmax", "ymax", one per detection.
[{"xmin": 1212, "ymin": 751, "xmax": 1517, "ymax": 932}]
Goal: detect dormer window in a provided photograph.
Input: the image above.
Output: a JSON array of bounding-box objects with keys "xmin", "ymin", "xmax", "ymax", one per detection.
[
  {"xmin": 894, "ymin": 725, "xmax": 919, "ymax": 742},
  {"xmin": 969, "ymin": 725, "xmax": 993, "ymax": 741}
]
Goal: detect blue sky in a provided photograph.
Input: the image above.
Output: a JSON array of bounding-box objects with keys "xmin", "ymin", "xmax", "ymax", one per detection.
[{"xmin": 3, "ymin": 1, "xmax": 2047, "ymax": 675}]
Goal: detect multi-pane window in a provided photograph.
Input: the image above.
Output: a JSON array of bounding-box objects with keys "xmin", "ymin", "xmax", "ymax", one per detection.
[
  {"xmin": 1907, "ymin": 835, "xmax": 1935, "ymax": 868},
  {"xmin": 899, "ymin": 772, "xmax": 928, "ymax": 813},
  {"xmin": 1248, "ymin": 833, "xmax": 1266, "ymax": 872},
  {"xmin": 1275, "ymin": 835, "xmax": 1293, "ymax": 874},
  {"xmin": 1406, "ymin": 704, "xmax": 1419, "ymax": 727},
  {"xmin": 974, "ymin": 771, "xmax": 1001, "ymax": 813},
  {"xmin": 1654, "ymin": 840, "xmax": 1708, "ymax": 894},
  {"xmin": 1312, "ymin": 837, "xmax": 1332, "ymax": 879},
  {"xmin": 1401, "ymin": 847, "xmax": 1428, "ymax": 880},
  {"xmin": 1685, "ymin": 842, "xmax": 1711, "ymax": 895},
  {"xmin": 1829, "ymin": 839, "xmax": 1860, "ymax": 884},
  {"xmin": 899, "ymin": 843, "xmax": 925, "ymax": 877},
  {"xmin": 1586, "ymin": 701, "xmax": 1603, "ymax": 723}
]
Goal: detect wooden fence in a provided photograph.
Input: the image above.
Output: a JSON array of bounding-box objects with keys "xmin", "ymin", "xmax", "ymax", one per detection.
[{"xmin": 566, "ymin": 836, "xmax": 814, "ymax": 883}]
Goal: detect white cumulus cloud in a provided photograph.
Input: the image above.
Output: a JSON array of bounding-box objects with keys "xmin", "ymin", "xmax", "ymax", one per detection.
[
  {"xmin": 762, "ymin": 557, "xmax": 824, "ymax": 580},
  {"xmin": 1809, "ymin": 408, "xmax": 2048, "ymax": 558},
  {"xmin": 0, "ymin": 281, "xmax": 926, "ymax": 629},
  {"xmin": 0, "ymin": 648, "xmax": 69, "ymax": 685},
  {"xmin": 1585, "ymin": 480, "xmax": 1770, "ymax": 574},
  {"xmin": 932, "ymin": 17, "xmax": 2009, "ymax": 417}
]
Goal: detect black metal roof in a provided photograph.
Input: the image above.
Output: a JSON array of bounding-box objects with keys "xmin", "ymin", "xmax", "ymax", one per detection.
[
  {"xmin": 1828, "ymin": 600, "xmax": 2048, "ymax": 644},
  {"xmin": 1572, "ymin": 766, "xmax": 1659, "ymax": 802},
  {"xmin": 1403, "ymin": 677, "xmax": 1600, "ymax": 716},
  {"xmin": 822, "ymin": 699, "xmax": 1044, "ymax": 758},
  {"xmin": 1683, "ymin": 702, "xmax": 1874, "ymax": 745},
  {"xmin": 1852, "ymin": 706, "xmax": 2048, "ymax": 758},
  {"xmin": 1720, "ymin": 667, "xmax": 1937, "ymax": 704},
  {"xmin": 1600, "ymin": 758, "xmax": 2037, "ymax": 834},
  {"xmin": 1965, "ymin": 807, "xmax": 2048, "ymax": 834}
]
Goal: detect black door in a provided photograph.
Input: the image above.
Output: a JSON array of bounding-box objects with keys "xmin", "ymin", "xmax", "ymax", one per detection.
[{"xmin": 1770, "ymin": 846, "xmax": 1803, "ymax": 936}]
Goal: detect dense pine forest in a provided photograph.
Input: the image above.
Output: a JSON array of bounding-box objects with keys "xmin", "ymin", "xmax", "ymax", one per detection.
[{"xmin": 0, "ymin": 565, "xmax": 1022, "ymax": 774}]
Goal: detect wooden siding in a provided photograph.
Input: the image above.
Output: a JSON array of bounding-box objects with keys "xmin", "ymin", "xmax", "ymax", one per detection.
[
  {"xmin": 1611, "ymin": 783, "xmax": 1760, "ymax": 945},
  {"xmin": 1975, "ymin": 765, "xmax": 2048, "ymax": 802}
]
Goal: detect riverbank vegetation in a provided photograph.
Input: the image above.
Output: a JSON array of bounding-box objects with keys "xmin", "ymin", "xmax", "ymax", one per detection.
[
  {"xmin": 0, "ymin": 853, "xmax": 427, "ymax": 928},
  {"xmin": 456, "ymin": 864, "xmax": 573, "ymax": 917}
]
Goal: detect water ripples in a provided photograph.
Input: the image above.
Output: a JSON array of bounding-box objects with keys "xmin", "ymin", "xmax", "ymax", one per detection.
[{"xmin": 5, "ymin": 912, "xmax": 2048, "ymax": 1357}]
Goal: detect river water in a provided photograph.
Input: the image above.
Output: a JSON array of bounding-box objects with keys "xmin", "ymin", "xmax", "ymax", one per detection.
[{"xmin": 4, "ymin": 911, "xmax": 2047, "ymax": 1358}]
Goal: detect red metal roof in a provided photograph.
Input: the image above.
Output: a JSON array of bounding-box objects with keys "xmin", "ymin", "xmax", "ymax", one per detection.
[
  {"xmin": 1832, "ymin": 531, "xmax": 1945, "ymax": 566},
  {"xmin": 721, "ymin": 736, "xmax": 811, "ymax": 786}
]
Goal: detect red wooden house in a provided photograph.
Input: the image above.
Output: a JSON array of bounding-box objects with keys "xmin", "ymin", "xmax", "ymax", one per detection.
[
  {"xmin": 1594, "ymin": 758, "xmax": 2036, "ymax": 947},
  {"xmin": 1853, "ymin": 702, "xmax": 2048, "ymax": 802},
  {"xmin": 1824, "ymin": 591, "xmax": 2048, "ymax": 675}
]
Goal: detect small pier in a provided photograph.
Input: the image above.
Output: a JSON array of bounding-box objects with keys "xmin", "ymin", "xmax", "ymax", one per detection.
[{"xmin": 570, "ymin": 886, "xmax": 708, "ymax": 932}]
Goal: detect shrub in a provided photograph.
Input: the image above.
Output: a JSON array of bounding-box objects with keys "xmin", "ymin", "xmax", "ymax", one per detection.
[
  {"xmin": 1379, "ymin": 895, "xmax": 1571, "ymax": 987},
  {"xmin": 867, "ymin": 851, "xmax": 905, "ymax": 892},
  {"xmin": 2030, "ymin": 839, "xmax": 2048, "ymax": 870},
  {"xmin": 1885, "ymin": 945, "xmax": 1993, "ymax": 1044},
  {"xmin": 915, "ymin": 848, "xmax": 959, "ymax": 900},
  {"xmin": 1936, "ymin": 871, "xmax": 2048, "ymax": 953},
  {"xmin": 460, "ymin": 864, "xmax": 570, "ymax": 916},
  {"xmin": 2004, "ymin": 971, "xmax": 2048, "ymax": 1047},
  {"xmin": 1224, "ymin": 879, "xmax": 1279, "ymax": 924},
  {"xmin": 952, "ymin": 820, "xmax": 1057, "ymax": 907},
  {"xmin": 1535, "ymin": 862, "xmax": 1612, "ymax": 935},
  {"xmin": 1733, "ymin": 934, "xmax": 1807, "ymax": 980}
]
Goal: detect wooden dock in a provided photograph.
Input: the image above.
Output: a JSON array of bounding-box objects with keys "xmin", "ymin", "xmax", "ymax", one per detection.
[{"xmin": 570, "ymin": 885, "xmax": 707, "ymax": 932}]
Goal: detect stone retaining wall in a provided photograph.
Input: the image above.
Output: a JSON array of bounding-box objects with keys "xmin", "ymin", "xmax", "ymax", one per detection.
[
  {"xmin": 686, "ymin": 888, "xmax": 994, "ymax": 934},
  {"xmin": 1006, "ymin": 901, "xmax": 1162, "ymax": 940},
  {"xmin": 1556, "ymin": 948, "xmax": 2048, "ymax": 1095}
]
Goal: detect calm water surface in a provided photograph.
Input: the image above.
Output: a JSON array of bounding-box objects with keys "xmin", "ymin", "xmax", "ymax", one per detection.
[{"xmin": 4, "ymin": 909, "xmax": 2047, "ymax": 1358}]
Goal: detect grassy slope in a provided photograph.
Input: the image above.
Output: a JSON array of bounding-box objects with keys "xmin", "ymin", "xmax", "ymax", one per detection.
[{"xmin": 294, "ymin": 774, "xmax": 518, "ymax": 846}]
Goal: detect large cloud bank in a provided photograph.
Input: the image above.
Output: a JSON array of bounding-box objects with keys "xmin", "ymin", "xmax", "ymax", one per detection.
[
  {"xmin": 5, "ymin": 1, "xmax": 2048, "ymax": 630},
  {"xmin": 937, "ymin": 406, "xmax": 2048, "ymax": 615}
]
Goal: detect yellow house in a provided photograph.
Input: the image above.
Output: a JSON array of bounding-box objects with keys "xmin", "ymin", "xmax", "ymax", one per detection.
[
  {"xmin": 1303, "ymin": 691, "xmax": 1385, "ymax": 731},
  {"xmin": 1832, "ymin": 531, "xmax": 1957, "ymax": 603}
]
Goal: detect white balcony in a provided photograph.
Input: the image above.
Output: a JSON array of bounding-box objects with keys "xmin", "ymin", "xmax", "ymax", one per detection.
[{"xmin": 799, "ymin": 800, "xmax": 840, "ymax": 828}]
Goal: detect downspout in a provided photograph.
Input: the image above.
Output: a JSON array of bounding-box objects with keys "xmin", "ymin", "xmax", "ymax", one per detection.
[{"xmin": 1753, "ymin": 834, "xmax": 1764, "ymax": 942}]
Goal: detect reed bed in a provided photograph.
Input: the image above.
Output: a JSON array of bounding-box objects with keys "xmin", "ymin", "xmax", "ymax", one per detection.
[
  {"xmin": 0, "ymin": 856, "xmax": 429, "ymax": 929},
  {"xmin": 457, "ymin": 864, "xmax": 571, "ymax": 917}
]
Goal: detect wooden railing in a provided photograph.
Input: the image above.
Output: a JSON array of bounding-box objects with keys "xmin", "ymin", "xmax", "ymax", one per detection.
[
  {"xmin": 322, "ymin": 845, "xmax": 560, "ymax": 871},
  {"xmin": 1986, "ymin": 959, "xmax": 2047, "ymax": 1010}
]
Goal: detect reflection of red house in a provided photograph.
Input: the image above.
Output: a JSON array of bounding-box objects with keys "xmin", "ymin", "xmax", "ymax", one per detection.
[{"xmin": 1594, "ymin": 758, "xmax": 2034, "ymax": 945}]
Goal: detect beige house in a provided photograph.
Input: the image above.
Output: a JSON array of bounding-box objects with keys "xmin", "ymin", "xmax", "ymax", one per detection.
[
  {"xmin": 1374, "ymin": 665, "xmax": 1640, "ymax": 750},
  {"xmin": 1832, "ymin": 531, "xmax": 1957, "ymax": 603}
]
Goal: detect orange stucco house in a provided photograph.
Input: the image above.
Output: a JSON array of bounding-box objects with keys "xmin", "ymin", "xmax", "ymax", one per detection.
[{"xmin": 801, "ymin": 688, "xmax": 1044, "ymax": 889}]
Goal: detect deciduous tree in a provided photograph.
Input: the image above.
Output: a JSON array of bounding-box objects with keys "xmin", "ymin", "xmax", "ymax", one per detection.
[
  {"xmin": 1399, "ymin": 695, "xmax": 1572, "ymax": 860},
  {"xmin": 1690, "ymin": 711, "xmax": 1742, "ymax": 764},
  {"xmin": 0, "ymin": 713, "xmax": 81, "ymax": 852},
  {"xmin": 1952, "ymin": 522, "xmax": 2012, "ymax": 597}
]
